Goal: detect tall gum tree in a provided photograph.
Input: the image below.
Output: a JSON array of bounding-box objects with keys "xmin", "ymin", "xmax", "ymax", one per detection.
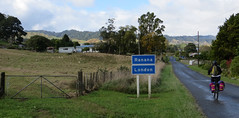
[{"xmin": 138, "ymin": 12, "xmax": 166, "ymax": 54}]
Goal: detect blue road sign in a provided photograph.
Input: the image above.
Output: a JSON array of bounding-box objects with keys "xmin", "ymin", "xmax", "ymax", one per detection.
[
  {"xmin": 132, "ymin": 55, "xmax": 155, "ymax": 65},
  {"xmin": 132, "ymin": 65, "xmax": 155, "ymax": 75}
]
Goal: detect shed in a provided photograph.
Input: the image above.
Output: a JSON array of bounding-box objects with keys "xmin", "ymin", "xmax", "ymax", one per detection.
[
  {"xmin": 47, "ymin": 47, "xmax": 54, "ymax": 53},
  {"xmin": 59, "ymin": 47, "xmax": 75, "ymax": 53}
]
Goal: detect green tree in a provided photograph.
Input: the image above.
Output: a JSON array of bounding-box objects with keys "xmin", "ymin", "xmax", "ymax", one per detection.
[
  {"xmin": 61, "ymin": 34, "xmax": 73, "ymax": 47},
  {"xmin": 138, "ymin": 12, "xmax": 166, "ymax": 54},
  {"xmin": 211, "ymin": 13, "xmax": 239, "ymax": 62},
  {"xmin": 26, "ymin": 35, "xmax": 51, "ymax": 52},
  {"xmin": 116, "ymin": 25, "xmax": 138, "ymax": 54},
  {"xmin": 167, "ymin": 44, "xmax": 178, "ymax": 53},
  {"xmin": 184, "ymin": 43, "xmax": 197, "ymax": 54},
  {"xmin": 99, "ymin": 18, "xmax": 117, "ymax": 53},
  {"xmin": 50, "ymin": 39, "xmax": 60, "ymax": 49},
  {"xmin": 0, "ymin": 12, "xmax": 26, "ymax": 44}
]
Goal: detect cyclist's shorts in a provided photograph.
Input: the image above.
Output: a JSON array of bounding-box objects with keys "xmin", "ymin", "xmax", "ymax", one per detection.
[{"xmin": 211, "ymin": 76, "xmax": 221, "ymax": 83}]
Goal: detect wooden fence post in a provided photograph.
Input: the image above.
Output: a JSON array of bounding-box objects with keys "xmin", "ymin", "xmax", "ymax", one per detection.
[
  {"xmin": 78, "ymin": 70, "xmax": 84, "ymax": 96},
  {"xmin": 0, "ymin": 72, "xmax": 5, "ymax": 97},
  {"xmin": 96, "ymin": 72, "xmax": 98, "ymax": 83},
  {"xmin": 103, "ymin": 72, "xmax": 106, "ymax": 83},
  {"xmin": 110, "ymin": 71, "xmax": 113, "ymax": 81}
]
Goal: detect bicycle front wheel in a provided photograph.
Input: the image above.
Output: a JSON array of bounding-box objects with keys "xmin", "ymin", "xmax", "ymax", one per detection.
[
  {"xmin": 213, "ymin": 85, "xmax": 219, "ymax": 100},
  {"xmin": 214, "ymin": 91, "xmax": 219, "ymax": 100}
]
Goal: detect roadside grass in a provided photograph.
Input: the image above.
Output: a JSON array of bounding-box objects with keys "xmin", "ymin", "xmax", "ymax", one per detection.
[
  {"xmin": 0, "ymin": 65, "xmax": 204, "ymax": 118},
  {"xmin": 188, "ymin": 65, "xmax": 239, "ymax": 86}
]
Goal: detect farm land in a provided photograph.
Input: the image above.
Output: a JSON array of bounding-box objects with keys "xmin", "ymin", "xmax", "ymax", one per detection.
[{"xmin": 0, "ymin": 49, "xmax": 204, "ymax": 117}]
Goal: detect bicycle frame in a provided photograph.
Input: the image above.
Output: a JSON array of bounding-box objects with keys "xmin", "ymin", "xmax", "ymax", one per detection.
[
  {"xmin": 211, "ymin": 76, "xmax": 220, "ymax": 100},
  {"xmin": 213, "ymin": 82, "xmax": 219, "ymax": 100}
]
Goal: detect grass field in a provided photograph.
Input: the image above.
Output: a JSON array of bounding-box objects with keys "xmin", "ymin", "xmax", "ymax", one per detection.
[
  {"xmin": 0, "ymin": 49, "xmax": 204, "ymax": 117},
  {"xmin": 0, "ymin": 49, "xmax": 131, "ymax": 75},
  {"xmin": 0, "ymin": 65, "xmax": 204, "ymax": 118}
]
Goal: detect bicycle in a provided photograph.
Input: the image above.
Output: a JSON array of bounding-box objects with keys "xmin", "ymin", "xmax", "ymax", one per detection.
[
  {"xmin": 211, "ymin": 76, "xmax": 220, "ymax": 100},
  {"xmin": 213, "ymin": 81, "xmax": 219, "ymax": 100}
]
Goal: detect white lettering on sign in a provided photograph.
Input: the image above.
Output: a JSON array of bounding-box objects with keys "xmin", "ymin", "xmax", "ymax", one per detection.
[
  {"xmin": 134, "ymin": 67, "xmax": 154, "ymax": 73},
  {"xmin": 134, "ymin": 58, "xmax": 153, "ymax": 63}
]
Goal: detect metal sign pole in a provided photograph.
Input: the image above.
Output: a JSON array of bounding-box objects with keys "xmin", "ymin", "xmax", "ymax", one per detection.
[
  {"xmin": 137, "ymin": 75, "xmax": 139, "ymax": 98},
  {"xmin": 148, "ymin": 75, "xmax": 151, "ymax": 98}
]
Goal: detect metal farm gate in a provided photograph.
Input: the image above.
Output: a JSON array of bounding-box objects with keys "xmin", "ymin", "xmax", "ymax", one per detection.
[{"xmin": 4, "ymin": 73, "xmax": 77, "ymax": 99}]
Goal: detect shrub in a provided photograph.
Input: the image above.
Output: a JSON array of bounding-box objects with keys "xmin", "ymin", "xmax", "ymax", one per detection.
[
  {"xmin": 220, "ymin": 60, "xmax": 228, "ymax": 69},
  {"xmin": 220, "ymin": 60, "xmax": 230, "ymax": 75},
  {"xmin": 102, "ymin": 77, "xmax": 161, "ymax": 94},
  {"xmin": 117, "ymin": 65, "xmax": 129, "ymax": 72},
  {"xmin": 102, "ymin": 78, "xmax": 137, "ymax": 94},
  {"xmin": 162, "ymin": 56, "xmax": 169, "ymax": 63},
  {"xmin": 230, "ymin": 56, "xmax": 239, "ymax": 77},
  {"xmin": 201, "ymin": 63, "xmax": 211, "ymax": 70}
]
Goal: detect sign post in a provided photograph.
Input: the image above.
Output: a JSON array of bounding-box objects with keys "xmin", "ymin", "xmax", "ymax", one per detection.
[
  {"xmin": 137, "ymin": 75, "xmax": 139, "ymax": 98},
  {"xmin": 132, "ymin": 55, "xmax": 155, "ymax": 98},
  {"xmin": 148, "ymin": 75, "xmax": 151, "ymax": 98}
]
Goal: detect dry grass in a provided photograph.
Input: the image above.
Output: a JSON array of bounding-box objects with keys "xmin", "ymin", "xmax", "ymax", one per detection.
[
  {"xmin": 0, "ymin": 49, "xmax": 131, "ymax": 75},
  {"xmin": 1, "ymin": 49, "xmax": 165, "ymax": 96}
]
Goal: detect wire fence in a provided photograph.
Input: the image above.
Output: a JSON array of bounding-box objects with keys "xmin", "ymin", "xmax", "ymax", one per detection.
[
  {"xmin": 0, "ymin": 70, "xmax": 133, "ymax": 99},
  {"xmin": 77, "ymin": 70, "xmax": 133, "ymax": 95}
]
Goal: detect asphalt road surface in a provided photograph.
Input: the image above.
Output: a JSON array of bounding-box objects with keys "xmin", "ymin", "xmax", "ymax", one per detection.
[{"xmin": 170, "ymin": 57, "xmax": 239, "ymax": 118}]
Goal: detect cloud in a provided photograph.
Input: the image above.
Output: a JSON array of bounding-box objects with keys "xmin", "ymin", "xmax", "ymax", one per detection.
[
  {"xmin": 0, "ymin": 0, "xmax": 99, "ymax": 32},
  {"xmin": 148, "ymin": 0, "xmax": 239, "ymax": 35},
  {"xmin": 1, "ymin": 0, "xmax": 239, "ymax": 36},
  {"xmin": 68, "ymin": 0, "xmax": 94, "ymax": 7}
]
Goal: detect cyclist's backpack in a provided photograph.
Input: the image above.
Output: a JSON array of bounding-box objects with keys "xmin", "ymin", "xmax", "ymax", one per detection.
[
  {"xmin": 211, "ymin": 65, "xmax": 218, "ymax": 76},
  {"xmin": 219, "ymin": 81, "xmax": 225, "ymax": 91},
  {"xmin": 209, "ymin": 82, "xmax": 215, "ymax": 92}
]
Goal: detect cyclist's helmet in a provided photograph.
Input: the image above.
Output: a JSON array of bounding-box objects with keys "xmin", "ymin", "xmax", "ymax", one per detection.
[{"xmin": 212, "ymin": 60, "xmax": 217, "ymax": 66}]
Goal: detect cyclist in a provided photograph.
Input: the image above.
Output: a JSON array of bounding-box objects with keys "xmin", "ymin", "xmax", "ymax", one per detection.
[{"xmin": 208, "ymin": 61, "xmax": 222, "ymax": 83}]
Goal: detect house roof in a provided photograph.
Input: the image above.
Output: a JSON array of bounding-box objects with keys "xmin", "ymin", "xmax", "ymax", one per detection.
[{"xmin": 76, "ymin": 45, "xmax": 94, "ymax": 48}]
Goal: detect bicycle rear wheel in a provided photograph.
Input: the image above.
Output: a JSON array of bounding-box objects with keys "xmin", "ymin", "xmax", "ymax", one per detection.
[{"xmin": 213, "ymin": 85, "xmax": 219, "ymax": 100}]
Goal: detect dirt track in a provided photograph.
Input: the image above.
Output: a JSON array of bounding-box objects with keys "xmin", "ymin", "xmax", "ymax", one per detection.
[{"xmin": 171, "ymin": 57, "xmax": 239, "ymax": 118}]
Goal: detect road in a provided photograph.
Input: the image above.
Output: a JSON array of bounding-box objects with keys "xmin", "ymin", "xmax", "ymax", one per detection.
[{"xmin": 170, "ymin": 57, "xmax": 239, "ymax": 118}]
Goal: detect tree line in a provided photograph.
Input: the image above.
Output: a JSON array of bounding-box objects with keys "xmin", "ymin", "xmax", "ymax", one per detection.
[
  {"xmin": 97, "ymin": 12, "xmax": 166, "ymax": 55},
  {"xmin": 26, "ymin": 34, "xmax": 80, "ymax": 52}
]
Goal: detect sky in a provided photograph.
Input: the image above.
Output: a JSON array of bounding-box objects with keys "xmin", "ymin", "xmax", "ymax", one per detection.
[{"xmin": 1, "ymin": 0, "xmax": 239, "ymax": 36}]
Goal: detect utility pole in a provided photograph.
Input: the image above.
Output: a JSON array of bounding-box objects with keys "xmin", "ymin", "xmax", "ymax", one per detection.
[{"xmin": 197, "ymin": 31, "xmax": 199, "ymax": 66}]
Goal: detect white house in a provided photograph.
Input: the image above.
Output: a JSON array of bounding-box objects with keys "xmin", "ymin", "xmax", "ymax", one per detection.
[
  {"xmin": 59, "ymin": 47, "xmax": 75, "ymax": 53},
  {"xmin": 75, "ymin": 45, "xmax": 95, "ymax": 53},
  {"xmin": 189, "ymin": 53, "xmax": 200, "ymax": 57}
]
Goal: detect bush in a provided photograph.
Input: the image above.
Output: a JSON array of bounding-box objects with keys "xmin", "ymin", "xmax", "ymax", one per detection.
[
  {"xmin": 102, "ymin": 78, "xmax": 137, "ymax": 94},
  {"xmin": 117, "ymin": 65, "xmax": 129, "ymax": 72},
  {"xmin": 220, "ymin": 60, "xmax": 230, "ymax": 75},
  {"xmin": 162, "ymin": 56, "xmax": 169, "ymax": 63},
  {"xmin": 200, "ymin": 63, "xmax": 211, "ymax": 70},
  {"xmin": 102, "ymin": 77, "xmax": 161, "ymax": 94},
  {"xmin": 7, "ymin": 45, "xmax": 18, "ymax": 49},
  {"xmin": 220, "ymin": 60, "xmax": 228, "ymax": 69},
  {"xmin": 230, "ymin": 56, "xmax": 239, "ymax": 77}
]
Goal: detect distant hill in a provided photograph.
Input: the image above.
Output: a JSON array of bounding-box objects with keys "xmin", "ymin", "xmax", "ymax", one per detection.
[
  {"xmin": 25, "ymin": 30, "xmax": 101, "ymax": 41},
  {"xmin": 25, "ymin": 30, "xmax": 215, "ymax": 45},
  {"xmin": 165, "ymin": 35, "xmax": 216, "ymax": 46}
]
